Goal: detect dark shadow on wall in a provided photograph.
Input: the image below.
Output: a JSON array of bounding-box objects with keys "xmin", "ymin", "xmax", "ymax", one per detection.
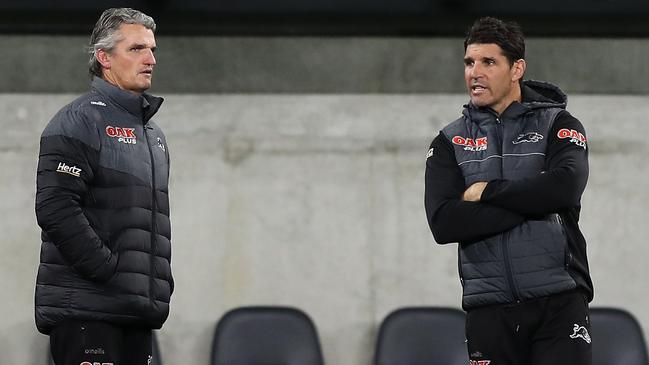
[{"xmin": 1, "ymin": 0, "xmax": 649, "ymax": 36}]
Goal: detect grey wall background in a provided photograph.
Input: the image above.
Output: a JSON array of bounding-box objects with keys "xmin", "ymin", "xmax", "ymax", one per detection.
[
  {"xmin": 3, "ymin": 36, "xmax": 649, "ymax": 93},
  {"xmin": 1, "ymin": 36, "xmax": 648, "ymax": 364}
]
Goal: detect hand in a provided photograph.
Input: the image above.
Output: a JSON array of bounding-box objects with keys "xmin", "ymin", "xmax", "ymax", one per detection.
[{"xmin": 462, "ymin": 182, "xmax": 488, "ymax": 202}]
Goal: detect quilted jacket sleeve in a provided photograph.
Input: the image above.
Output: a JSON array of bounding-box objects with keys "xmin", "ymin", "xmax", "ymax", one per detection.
[{"xmin": 35, "ymin": 105, "xmax": 117, "ymax": 283}]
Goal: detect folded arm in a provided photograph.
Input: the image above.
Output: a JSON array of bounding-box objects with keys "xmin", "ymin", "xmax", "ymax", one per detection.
[
  {"xmin": 480, "ymin": 111, "xmax": 589, "ymax": 216},
  {"xmin": 424, "ymin": 132, "xmax": 525, "ymax": 244}
]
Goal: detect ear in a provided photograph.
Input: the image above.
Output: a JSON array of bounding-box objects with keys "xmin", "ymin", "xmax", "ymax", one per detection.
[
  {"xmin": 96, "ymin": 49, "xmax": 111, "ymax": 69},
  {"xmin": 511, "ymin": 59, "xmax": 526, "ymax": 82}
]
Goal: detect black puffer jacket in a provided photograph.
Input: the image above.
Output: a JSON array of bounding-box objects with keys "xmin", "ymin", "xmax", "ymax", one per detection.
[
  {"xmin": 425, "ymin": 80, "xmax": 592, "ymax": 309},
  {"xmin": 35, "ymin": 77, "xmax": 173, "ymax": 334}
]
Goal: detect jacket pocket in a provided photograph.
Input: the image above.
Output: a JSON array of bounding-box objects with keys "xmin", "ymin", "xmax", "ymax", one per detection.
[
  {"xmin": 555, "ymin": 213, "xmax": 572, "ymax": 270},
  {"xmin": 457, "ymin": 245, "xmax": 464, "ymax": 287}
]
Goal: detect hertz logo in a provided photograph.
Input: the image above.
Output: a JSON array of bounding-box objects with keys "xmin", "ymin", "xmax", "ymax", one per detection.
[{"xmin": 56, "ymin": 162, "xmax": 81, "ymax": 177}]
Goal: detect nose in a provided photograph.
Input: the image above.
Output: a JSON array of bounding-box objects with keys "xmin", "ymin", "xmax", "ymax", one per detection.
[
  {"xmin": 145, "ymin": 49, "xmax": 156, "ymax": 66},
  {"xmin": 469, "ymin": 62, "xmax": 483, "ymax": 79}
]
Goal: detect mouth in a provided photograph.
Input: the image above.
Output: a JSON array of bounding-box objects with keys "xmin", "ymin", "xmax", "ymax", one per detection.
[
  {"xmin": 140, "ymin": 69, "xmax": 153, "ymax": 77},
  {"xmin": 471, "ymin": 84, "xmax": 487, "ymax": 92},
  {"xmin": 470, "ymin": 84, "xmax": 488, "ymax": 95}
]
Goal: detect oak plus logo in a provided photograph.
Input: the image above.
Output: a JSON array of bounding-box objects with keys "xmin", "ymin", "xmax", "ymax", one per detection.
[
  {"xmin": 56, "ymin": 162, "xmax": 82, "ymax": 177},
  {"xmin": 557, "ymin": 128, "xmax": 587, "ymax": 149},
  {"xmin": 452, "ymin": 136, "xmax": 488, "ymax": 152},
  {"xmin": 106, "ymin": 125, "xmax": 137, "ymax": 145}
]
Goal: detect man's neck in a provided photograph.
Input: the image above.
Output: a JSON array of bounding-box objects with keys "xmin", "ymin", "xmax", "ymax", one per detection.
[{"xmin": 492, "ymin": 83, "xmax": 522, "ymax": 115}]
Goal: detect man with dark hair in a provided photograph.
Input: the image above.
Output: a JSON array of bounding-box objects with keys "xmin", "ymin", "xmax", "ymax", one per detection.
[
  {"xmin": 425, "ymin": 16, "xmax": 593, "ymax": 365},
  {"xmin": 35, "ymin": 8, "xmax": 172, "ymax": 365}
]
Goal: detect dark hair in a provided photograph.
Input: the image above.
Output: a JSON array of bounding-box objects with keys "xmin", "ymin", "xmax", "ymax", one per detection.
[
  {"xmin": 464, "ymin": 17, "xmax": 525, "ymax": 66},
  {"xmin": 88, "ymin": 8, "xmax": 156, "ymax": 78}
]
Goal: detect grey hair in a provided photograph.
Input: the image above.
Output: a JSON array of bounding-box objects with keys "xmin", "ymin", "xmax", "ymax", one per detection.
[{"xmin": 88, "ymin": 8, "xmax": 156, "ymax": 78}]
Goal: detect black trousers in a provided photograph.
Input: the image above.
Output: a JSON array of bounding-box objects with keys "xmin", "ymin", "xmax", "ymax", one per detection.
[
  {"xmin": 50, "ymin": 320, "xmax": 152, "ymax": 365},
  {"xmin": 466, "ymin": 290, "xmax": 592, "ymax": 365}
]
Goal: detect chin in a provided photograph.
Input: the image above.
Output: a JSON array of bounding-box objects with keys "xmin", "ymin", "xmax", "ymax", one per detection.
[
  {"xmin": 470, "ymin": 97, "xmax": 492, "ymax": 109},
  {"xmin": 470, "ymin": 99, "xmax": 486, "ymax": 107},
  {"xmin": 138, "ymin": 83, "xmax": 151, "ymax": 92}
]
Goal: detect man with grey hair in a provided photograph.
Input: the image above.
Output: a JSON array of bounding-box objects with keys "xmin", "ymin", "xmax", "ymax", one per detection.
[{"xmin": 35, "ymin": 8, "xmax": 172, "ymax": 364}]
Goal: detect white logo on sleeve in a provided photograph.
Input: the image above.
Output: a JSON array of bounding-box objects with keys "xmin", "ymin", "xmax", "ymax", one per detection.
[
  {"xmin": 56, "ymin": 162, "xmax": 82, "ymax": 177},
  {"xmin": 156, "ymin": 137, "xmax": 166, "ymax": 152},
  {"xmin": 426, "ymin": 147, "xmax": 434, "ymax": 159},
  {"xmin": 569, "ymin": 323, "xmax": 591, "ymax": 344}
]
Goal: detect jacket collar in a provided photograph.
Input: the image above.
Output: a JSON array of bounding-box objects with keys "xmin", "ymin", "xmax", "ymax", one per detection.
[
  {"xmin": 463, "ymin": 79, "xmax": 566, "ymax": 122},
  {"xmin": 91, "ymin": 77, "xmax": 164, "ymax": 122}
]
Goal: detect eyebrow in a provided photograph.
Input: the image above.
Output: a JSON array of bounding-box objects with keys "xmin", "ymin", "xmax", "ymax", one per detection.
[
  {"xmin": 129, "ymin": 42, "xmax": 156, "ymax": 49},
  {"xmin": 464, "ymin": 56, "xmax": 497, "ymax": 63}
]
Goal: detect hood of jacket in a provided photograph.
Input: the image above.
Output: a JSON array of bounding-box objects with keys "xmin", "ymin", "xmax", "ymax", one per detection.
[
  {"xmin": 462, "ymin": 79, "xmax": 567, "ymax": 121},
  {"xmin": 520, "ymin": 79, "xmax": 567, "ymax": 109}
]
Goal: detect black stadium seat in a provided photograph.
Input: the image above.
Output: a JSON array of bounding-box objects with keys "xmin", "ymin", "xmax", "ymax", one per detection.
[
  {"xmin": 373, "ymin": 307, "xmax": 468, "ymax": 365},
  {"xmin": 591, "ymin": 307, "xmax": 649, "ymax": 365},
  {"xmin": 211, "ymin": 306, "xmax": 324, "ymax": 365}
]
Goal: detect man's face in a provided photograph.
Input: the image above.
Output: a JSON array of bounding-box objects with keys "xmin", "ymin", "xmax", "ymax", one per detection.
[
  {"xmin": 464, "ymin": 43, "xmax": 524, "ymax": 114},
  {"xmin": 99, "ymin": 23, "xmax": 156, "ymax": 94}
]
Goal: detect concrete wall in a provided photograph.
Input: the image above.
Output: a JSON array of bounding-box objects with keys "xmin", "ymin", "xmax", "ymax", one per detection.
[
  {"xmin": 3, "ymin": 36, "xmax": 649, "ymax": 93},
  {"xmin": 1, "ymin": 92, "xmax": 647, "ymax": 364}
]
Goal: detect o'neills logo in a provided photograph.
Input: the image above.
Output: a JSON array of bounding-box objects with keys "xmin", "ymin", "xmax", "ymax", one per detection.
[
  {"xmin": 452, "ymin": 136, "xmax": 488, "ymax": 152},
  {"xmin": 106, "ymin": 126, "xmax": 137, "ymax": 145},
  {"xmin": 557, "ymin": 128, "xmax": 587, "ymax": 149}
]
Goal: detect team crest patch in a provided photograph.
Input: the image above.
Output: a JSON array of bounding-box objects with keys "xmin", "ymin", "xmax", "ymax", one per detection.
[
  {"xmin": 557, "ymin": 128, "xmax": 587, "ymax": 149},
  {"xmin": 451, "ymin": 136, "xmax": 487, "ymax": 152},
  {"xmin": 569, "ymin": 323, "xmax": 591, "ymax": 344},
  {"xmin": 426, "ymin": 147, "xmax": 434, "ymax": 158},
  {"xmin": 106, "ymin": 125, "xmax": 137, "ymax": 145},
  {"xmin": 513, "ymin": 132, "xmax": 543, "ymax": 144},
  {"xmin": 156, "ymin": 137, "xmax": 166, "ymax": 152}
]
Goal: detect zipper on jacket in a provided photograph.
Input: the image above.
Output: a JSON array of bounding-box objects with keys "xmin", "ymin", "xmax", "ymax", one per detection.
[
  {"xmin": 457, "ymin": 246, "xmax": 464, "ymax": 287},
  {"xmin": 495, "ymin": 116, "xmax": 504, "ymax": 177},
  {"xmin": 490, "ymin": 114, "xmax": 520, "ymax": 301},
  {"xmin": 501, "ymin": 231, "xmax": 521, "ymax": 302},
  {"xmin": 556, "ymin": 213, "xmax": 572, "ymax": 269},
  {"xmin": 143, "ymin": 122, "xmax": 158, "ymax": 307},
  {"xmin": 494, "ymin": 114, "xmax": 519, "ymax": 301}
]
